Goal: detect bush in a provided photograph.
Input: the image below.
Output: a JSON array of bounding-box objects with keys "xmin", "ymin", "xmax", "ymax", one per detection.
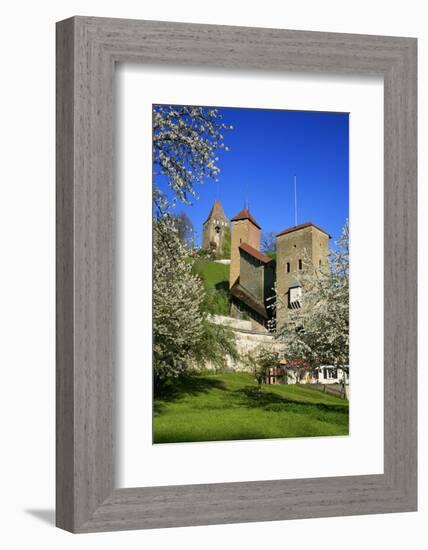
[{"xmin": 203, "ymin": 288, "xmax": 230, "ymax": 315}]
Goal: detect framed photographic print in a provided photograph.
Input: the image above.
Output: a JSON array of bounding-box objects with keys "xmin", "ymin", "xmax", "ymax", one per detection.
[{"xmin": 56, "ymin": 17, "xmax": 417, "ymax": 532}]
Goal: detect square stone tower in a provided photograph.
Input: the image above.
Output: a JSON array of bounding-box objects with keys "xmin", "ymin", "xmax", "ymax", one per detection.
[
  {"xmin": 229, "ymin": 207, "xmax": 261, "ymax": 288},
  {"xmin": 276, "ymin": 222, "xmax": 330, "ymax": 328}
]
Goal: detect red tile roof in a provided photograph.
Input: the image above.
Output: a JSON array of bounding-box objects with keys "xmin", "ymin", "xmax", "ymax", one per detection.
[
  {"xmin": 230, "ymin": 208, "xmax": 261, "ymax": 229},
  {"xmin": 276, "ymin": 221, "xmax": 331, "ymax": 238},
  {"xmin": 239, "ymin": 242, "xmax": 273, "ymax": 264}
]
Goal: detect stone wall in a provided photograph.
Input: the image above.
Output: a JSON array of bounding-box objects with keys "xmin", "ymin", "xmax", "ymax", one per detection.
[
  {"xmin": 206, "ymin": 315, "xmax": 283, "ymax": 372},
  {"xmin": 239, "ymin": 251, "xmax": 264, "ymax": 302},
  {"xmin": 229, "ymin": 219, "xmax": 260, "ymax": 288}
]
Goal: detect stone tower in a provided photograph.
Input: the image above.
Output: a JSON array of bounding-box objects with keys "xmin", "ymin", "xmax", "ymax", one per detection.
[
  {"xmin": 229, "ymin": 207, "xmax": 261, "ymax": 288},
  {"xmin": 202, "ymin": 200, "xmax": 229, "ymax": 257},
  {"xmin": 276, "ymin": 222, "xmax": 330, "ymax": 328}
]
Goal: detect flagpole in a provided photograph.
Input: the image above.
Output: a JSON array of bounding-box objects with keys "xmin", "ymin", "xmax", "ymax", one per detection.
[{"xmin": 294, "ymin": 174, "xmax": 297, "ymax": 226}]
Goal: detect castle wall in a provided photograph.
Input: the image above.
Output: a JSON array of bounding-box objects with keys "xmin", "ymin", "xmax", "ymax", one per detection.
[
  {"xmin": 230, "ymin": 300, "xmax": 269, "ymax": 333},
  {"xmin": 311, "ymin": 230, "xmax": 330, "ymax": 271},
  {"xmin": 203, "ymin": 315, "xmax": 282, "ymax": 371},
  {"xmin": 239, "ymin": 251, "xmax": 264, "ymax": 303},
  {"xmin": 229, "ymin": 219, "xmax": 260, "ymax": 287}
]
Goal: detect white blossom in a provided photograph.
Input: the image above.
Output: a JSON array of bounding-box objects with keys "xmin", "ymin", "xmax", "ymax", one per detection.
[
  {"xmin": 152, "ymin": 107, "xmax": 235, "ymax": 390},
  {"xmin": 153, "ymin": 104, "xmax": 232, "ymax": 206},
  {"xmin": 153, "ymin": 214, "xmax": 206, "ymax": 386},
  {"xmin": 275, "ymin": 221, "xmax": 350, "ymax": 374}
]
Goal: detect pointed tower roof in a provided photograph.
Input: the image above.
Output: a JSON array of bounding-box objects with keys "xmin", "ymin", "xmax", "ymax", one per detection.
[
  {"xmin": 204, "ymin": 200, "xmax": 228, "ymax": 224},
  {"xmin": 230, "ymin": 207, "xmax": 261, "ymax": 229}
]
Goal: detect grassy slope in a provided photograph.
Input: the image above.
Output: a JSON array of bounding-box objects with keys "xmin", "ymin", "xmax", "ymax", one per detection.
[
  {"xmin": 193, "ymin": 260, "xmax": 230, "ymax": 290},
  {"xmin": 193, "ymin": 260, "xmax": 230, "ymax": 315},
  {"xmin": 154, "ymin": 372, "xmax": 349, "ymax": 443}
]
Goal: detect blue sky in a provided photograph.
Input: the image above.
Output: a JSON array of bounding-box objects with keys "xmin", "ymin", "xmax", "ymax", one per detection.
[{"xmin": 157, "ymin": 106, "xmax": 349, "ymax": 246}]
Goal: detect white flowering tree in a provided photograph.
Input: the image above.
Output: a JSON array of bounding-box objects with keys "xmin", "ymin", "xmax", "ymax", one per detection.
[
  {"xmin": 153, "ymin": 104, "xmax": 231, "ymax": 208},
  {"xmin": 152, "ymin": 105, "xmax": 235, "ymax": 391},
  {"xmin": 275, "ymin": 221, "xmax": 349, "ymax": 375},
  {"xmin": 153, "ymin": 215, "xmax": 205, "ymax": 390}
]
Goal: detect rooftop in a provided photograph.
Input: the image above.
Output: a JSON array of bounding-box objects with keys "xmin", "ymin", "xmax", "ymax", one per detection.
[
  {"xmin": 230, "ymin": 282, "xmax": 269, "ymax": 320},
  {"xmin": 239, "ymin": 242, "xmax": 273, "ymax": 264},
  {"xmin": 276, "ymin": 221, "xmax": 331, "ymax": 239},
  {"xmin": 230, "ymin": 207, "xmax": 261, "ymax": 229},
  {"xmin": 204, "ymin": 200, "xmax": 228, "ymax": 224}
]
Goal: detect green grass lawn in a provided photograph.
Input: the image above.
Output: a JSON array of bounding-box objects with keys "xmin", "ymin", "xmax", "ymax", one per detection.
[{"xmin": 154, "ymin": 372, "xmax": 349, "ymax": 444}]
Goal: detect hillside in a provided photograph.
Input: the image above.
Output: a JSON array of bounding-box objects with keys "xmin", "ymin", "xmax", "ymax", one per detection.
[
  {"xmin": 193, "ymin": 260, "xmax": 229, "ymax": 290},
  {"xmin": 193, "ymin": 260, "xmax": 230, "ymax": 315}
]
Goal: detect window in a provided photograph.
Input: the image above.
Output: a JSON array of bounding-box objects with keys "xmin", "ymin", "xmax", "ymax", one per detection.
[
  {"xmin": 289, "ymin": 286, "xmax": 302, "ymax": 308},
  {"xmin": 319, "ymin": 259, "xmax": 322, "ymax": 267},
  {"xmin": 286, "ymin": 262, "xmax": 290, "ymax": 273},
  {"xmin": 298, "ymin": 259, "xmax": 303, "ymax": 270}
]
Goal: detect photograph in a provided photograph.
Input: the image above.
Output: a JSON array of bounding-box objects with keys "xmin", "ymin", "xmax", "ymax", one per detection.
[{"xmin": 152, "ymin": 103, "xmax": 350, "ymax": 444}]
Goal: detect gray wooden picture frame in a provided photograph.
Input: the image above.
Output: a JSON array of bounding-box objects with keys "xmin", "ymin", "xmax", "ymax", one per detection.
[{"xmin": 56, "ymin": 16, "xmax": 417, "ymax": 533}]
